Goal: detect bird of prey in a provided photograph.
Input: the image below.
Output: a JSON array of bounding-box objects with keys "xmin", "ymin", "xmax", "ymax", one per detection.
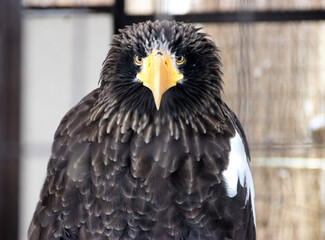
[{"xmin": 29, "ymin": 20, "xmax": 256, "ymax": 240}]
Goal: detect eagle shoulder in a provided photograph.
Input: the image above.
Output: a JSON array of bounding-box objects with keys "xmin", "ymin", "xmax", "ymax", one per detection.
[{"xmin": 221, "ymin": 109, "xmax": 256, "ymax": 227}]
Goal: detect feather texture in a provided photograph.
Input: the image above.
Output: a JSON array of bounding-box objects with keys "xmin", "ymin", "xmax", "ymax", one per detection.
[{"xmin": 28, "ymin": 20, "xmax": 255, "ymax": 240}]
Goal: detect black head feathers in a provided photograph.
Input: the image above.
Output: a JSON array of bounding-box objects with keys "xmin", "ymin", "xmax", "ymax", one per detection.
[{"xmin": 100, "ymin": 20, "xmax": 224, "ymax": 117}]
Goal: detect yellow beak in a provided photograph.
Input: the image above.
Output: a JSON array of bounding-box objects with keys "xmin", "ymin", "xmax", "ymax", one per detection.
[{"xmin": 136, "ymin": 50, "xmax": 183, "ymax": 110}]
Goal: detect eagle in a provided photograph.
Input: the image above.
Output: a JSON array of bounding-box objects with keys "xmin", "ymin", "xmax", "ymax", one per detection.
[{"xmin": 28, "ymin": 20, "xmax": 256, "ymax": 240}]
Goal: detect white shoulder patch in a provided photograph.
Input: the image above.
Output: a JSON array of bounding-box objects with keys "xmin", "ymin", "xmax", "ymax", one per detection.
[{"xmin": 222, "ymin": 130, "xmax": 256, "ymax": 225}]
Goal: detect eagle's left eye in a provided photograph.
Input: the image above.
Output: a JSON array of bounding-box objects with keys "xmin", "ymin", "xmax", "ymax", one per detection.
[
  {"xmin": 134, "ymin": 55, "xmax": 143, "ymax": 65},
  {"xmin": 176, "ymin": 55, "xmax": 185, "ymax": 65}
]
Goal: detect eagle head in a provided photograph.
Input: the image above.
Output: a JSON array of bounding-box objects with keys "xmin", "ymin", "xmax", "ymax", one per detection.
[{"xmin": 100, "ymin": 20, "xmax": 223, "ymax": 116}]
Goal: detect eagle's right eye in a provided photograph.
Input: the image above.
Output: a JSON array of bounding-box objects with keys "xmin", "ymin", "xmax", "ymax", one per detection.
[{"xmin": 134, "ymin": 55, "xmax": 143, "ymax": 65}]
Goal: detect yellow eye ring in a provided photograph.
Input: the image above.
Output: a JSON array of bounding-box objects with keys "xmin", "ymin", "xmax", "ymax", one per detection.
[
  {"xmin": 134, "ymin": 55, "xmax": 143, "ymax": 65},
  {"xmin": 175, "ymin": 55, "xmax": 185, "ymax": 65}
]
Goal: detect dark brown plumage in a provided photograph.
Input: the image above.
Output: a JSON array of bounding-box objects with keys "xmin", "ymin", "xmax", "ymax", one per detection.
[{"xmin": 28, "ymin": 20, "xmax": 256, "ymax": 240}]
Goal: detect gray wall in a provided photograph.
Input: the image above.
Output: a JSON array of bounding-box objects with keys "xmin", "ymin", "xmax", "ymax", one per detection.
[{"xmin": 20, "ymin": 13, "xmax": 113, "ymax": 240}]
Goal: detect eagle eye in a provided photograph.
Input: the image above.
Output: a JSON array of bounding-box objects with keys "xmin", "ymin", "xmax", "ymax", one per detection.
[
  {"xmin": 134, "ymin": 55, "xmax": 143, "ymax": 65},
  {"xmin": 176, "ymin": 55, "xmax": 185, "ymax": 65}
]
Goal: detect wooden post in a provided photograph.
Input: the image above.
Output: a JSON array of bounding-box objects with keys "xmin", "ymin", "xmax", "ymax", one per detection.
[{"xmin": 0, "ymin": 0, "xmax": 21, "ymax": 240}]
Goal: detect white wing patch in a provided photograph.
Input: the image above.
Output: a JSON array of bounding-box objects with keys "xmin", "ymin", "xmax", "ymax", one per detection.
[{"xmin": 222, "ymin": 130, "xmax": 256, "ymax": 225}]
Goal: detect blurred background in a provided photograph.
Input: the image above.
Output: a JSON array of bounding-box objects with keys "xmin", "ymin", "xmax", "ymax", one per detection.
[{"xmin": 1, "ymin": 0, "xmax": 325, "ymax": 239}]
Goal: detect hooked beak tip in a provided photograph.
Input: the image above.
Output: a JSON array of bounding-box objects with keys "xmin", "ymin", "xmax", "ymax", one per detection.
[{"xmin": 154, "ymin": 96, "xmax": 161, "ymax": 110}]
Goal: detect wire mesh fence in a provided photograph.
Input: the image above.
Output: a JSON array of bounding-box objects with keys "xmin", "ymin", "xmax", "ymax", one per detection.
[{"xmin": 203, "ymin": 21, "xmax": 325, "ymax": 239}]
